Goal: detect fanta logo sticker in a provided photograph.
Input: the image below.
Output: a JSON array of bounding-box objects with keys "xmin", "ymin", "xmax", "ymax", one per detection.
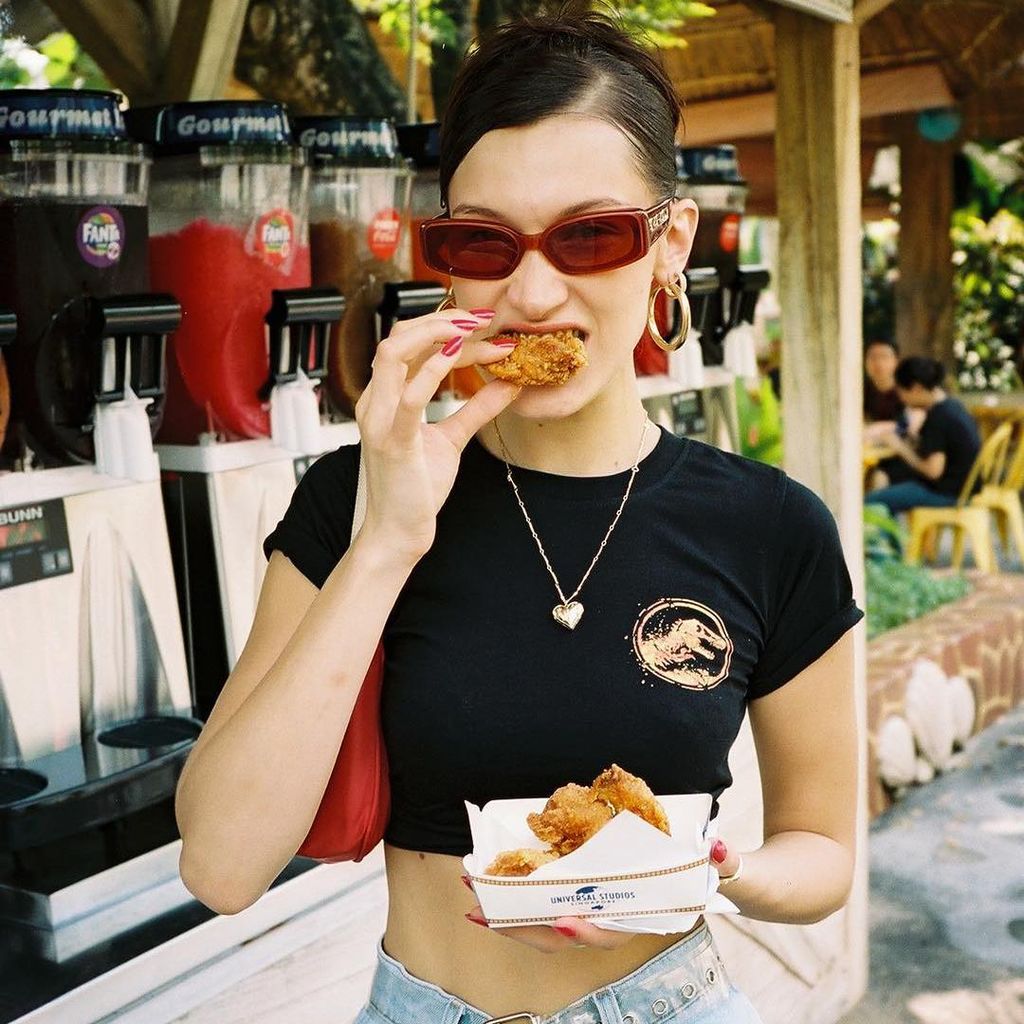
[
  {"xmin": 77, "ymin": 206, "xmax": 125, "ymax": 267},
  {"xmin": 367, "ymin": 207, "xmax": 401, "ymax": 261},
  {"xmin": 255, "ymin": 209, "xmax": 294, "ymax": 265}
]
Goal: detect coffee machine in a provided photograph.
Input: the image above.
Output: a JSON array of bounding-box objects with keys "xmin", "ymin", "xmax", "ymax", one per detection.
[
  {"xmin": 0, "ymin": 89, "xmax": 200, "ymax": 964},
  {"xmin": 124, "ymin": 102, "xmax": 351, "ymax": 720}
]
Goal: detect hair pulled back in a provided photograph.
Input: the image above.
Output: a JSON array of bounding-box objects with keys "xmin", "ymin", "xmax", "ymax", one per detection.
[
  {"xmin": 895, "ymin": 355, "xmax": 946, "ymax": 390},
  {"xmin": 438, "ymin": 5, "xmax": 681, "ymax": 208}
]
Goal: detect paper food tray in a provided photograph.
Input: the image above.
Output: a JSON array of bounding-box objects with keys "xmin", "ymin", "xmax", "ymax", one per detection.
[{"xmin": 463, "ymin": 793, "xmax": 738, "ymax": 935}]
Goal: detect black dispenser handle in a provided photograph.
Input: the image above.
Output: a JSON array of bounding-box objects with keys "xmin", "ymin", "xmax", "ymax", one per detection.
[
  {"xmin": 681, "ymin": 266, "xmax": 720, "ymax": 338},
  {"xmin": 377, "ymin": 281, "xmax": 449, "ymax": 341},
  {"xmin": 0, "ymin": 307, "xmax": 16, "ymax": 346},
  {"xmin": 89, "ymin": 294, "xmax": 181, "ymax": 403},
  {"xmin": 261, "ymin": 286, "xmax": 345, "ymax": 401},
  {"xmin": 728, "ymin": 264, "xmax": 771, "ymax": 329}
]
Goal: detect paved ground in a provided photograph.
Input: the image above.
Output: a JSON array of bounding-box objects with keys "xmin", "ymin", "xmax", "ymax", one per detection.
[{"xmin": 839, "ymin": 702, "xmax": 1024, "ymax": 1024}]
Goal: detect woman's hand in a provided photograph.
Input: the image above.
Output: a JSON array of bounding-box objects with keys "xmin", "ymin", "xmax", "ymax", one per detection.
[
  {"xmin": 465, "ymin": 905, "xmax": 638, "ymax": 953},
  {"xmin": 355, "ymin": 307, "xmax": 519, "ymax": 560}
]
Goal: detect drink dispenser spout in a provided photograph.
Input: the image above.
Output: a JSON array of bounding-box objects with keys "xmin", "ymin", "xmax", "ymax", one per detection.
[
  {"xmin": 722, "ymin": 265, "xmax": 771, "ymax": 382},
  {"xmin": 263, "ymin": 286, "xmax": 345, "ymax": 454},
  {"xmin": 91, "ymin": 295, "xmax": 181, "ymax": 482},
  {"xmin": 377, "ymin": 281, "xmax": 449, "ymax": 341},
  {"xmin": 0, "ymin": 308, "xmax": 15, "ymax": 345}
]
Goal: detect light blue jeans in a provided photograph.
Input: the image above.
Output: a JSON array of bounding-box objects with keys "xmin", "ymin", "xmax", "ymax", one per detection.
[{"xmin": 352, "ymin": 921, "xmax": 764, "ymax": 1024}]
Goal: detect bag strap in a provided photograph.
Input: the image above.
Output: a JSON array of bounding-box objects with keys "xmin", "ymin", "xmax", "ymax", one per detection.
[{"xmin": 352, "ymin": 446, "xmax": 368, "ymax": 544}]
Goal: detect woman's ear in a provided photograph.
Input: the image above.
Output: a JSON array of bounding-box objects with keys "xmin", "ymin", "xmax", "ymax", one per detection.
[{"xmin": 653, "ymin": 198, "xmax": 698, "ymax": 286}]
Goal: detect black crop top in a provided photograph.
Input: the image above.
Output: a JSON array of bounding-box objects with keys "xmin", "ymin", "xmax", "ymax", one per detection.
[{"xmin": 263, "ymin": 428, "xmax": 863, "ymax": 856}]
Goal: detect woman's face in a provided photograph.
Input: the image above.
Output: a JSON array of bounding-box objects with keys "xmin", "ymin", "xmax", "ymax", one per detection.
[
  {"xmin": 447, "ymin": 114, "xmax": 697, "ymax": 420},
  {"xmin": 864, "ymin": 343, "xmax": 898, "ymax": 390}
]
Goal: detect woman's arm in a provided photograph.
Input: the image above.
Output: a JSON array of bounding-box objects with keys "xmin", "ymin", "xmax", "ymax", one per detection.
[
  {"xmin": 175, "ymin": 538, "xmax": 419, "ymax": 915},
  {"xmin": 714, "ymin": 630, "xmax": 858, "ymax": 924}
]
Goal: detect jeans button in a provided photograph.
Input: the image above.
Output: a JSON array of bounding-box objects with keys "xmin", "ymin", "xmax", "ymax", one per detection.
[
  {"xmin": 622, "ymin": 1015, "xmax": 638, "ymax": 1024},
  {"xmin": 706, "ymin": 967, "xmax": 717, "ymax": 984},
  {"xmin": 681, "ymin": 982, "xmax": 697, "ymax": 999},
  {"xmin": 652, "ymin": 998, "xmax": 670, "ymax": 1016}
]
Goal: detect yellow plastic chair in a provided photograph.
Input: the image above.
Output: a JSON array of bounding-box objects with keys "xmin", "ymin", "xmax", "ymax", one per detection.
[
  {"xmin": 905, "ymin": 421, "xmax": 1014, "ymax": 573},
  {"xmin": 970, "ymin": 420, "xmax": 1024, "ymax": 567}
]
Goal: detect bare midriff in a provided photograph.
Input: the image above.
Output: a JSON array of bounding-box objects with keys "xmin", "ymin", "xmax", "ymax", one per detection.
[{"xmin": 382, "ymin": 844, "xmax": 700, "ymax": 1019}]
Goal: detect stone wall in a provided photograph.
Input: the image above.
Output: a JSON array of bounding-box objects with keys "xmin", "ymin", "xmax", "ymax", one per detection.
[{"xmin": 866, "ymin": 572, "xmax": 1024, "ymax": 817}]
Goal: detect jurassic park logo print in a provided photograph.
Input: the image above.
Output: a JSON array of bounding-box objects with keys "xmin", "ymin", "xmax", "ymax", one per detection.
[{"xmin": 632, "ymin": 598, "xmax": 733, "ymax": 690}]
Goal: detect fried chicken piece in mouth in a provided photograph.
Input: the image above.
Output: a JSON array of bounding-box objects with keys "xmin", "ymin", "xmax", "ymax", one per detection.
[
  {"xmin": 486, "ymin": 328, "xmax": 587, "ymax": 387},
  {"xmin": 589, "ymin": 764, "xmax": 671, "ymax": 836},
  {"xmin": 527, "ymin": 782, "xmax": 616, "ymax": 855},
  {"xmin": 485, "ymin": 847, "xmax": 562, "ymax": 877}
]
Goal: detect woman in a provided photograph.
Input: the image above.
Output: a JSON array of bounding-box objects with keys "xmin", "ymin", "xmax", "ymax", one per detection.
[
  {"xmin": 866, "ymin": 355, "xmax": 981, "ymax": 515},
  {"xmin": 174, "ymin": 11, "xmax": 862, "ymax": 1023}
]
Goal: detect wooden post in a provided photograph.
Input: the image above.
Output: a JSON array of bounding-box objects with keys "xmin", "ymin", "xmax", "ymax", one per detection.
[
  {"xmin": 155, "ymin": 0, "xmax": 250, "ymax": 103},
  {"xmin": 894, "ymin": 117, "xmax": 956, "ymax": 363},
  {"xmin": 776, "ymin": 5, "xmax": 868, "ymax": 1017},
  {"xmin": 708, "ymin": 7, "xmax": 868, "ymax": 1024}
]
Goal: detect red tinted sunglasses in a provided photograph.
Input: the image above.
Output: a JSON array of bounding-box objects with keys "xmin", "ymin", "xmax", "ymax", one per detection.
[{"xmin": 420, "ymin": 198, "xmax": 675, "ymax": 280}]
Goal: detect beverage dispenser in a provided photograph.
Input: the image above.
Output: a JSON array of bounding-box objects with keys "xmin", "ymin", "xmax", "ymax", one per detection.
[
  {"xmin": 0, "ymin": 308, "xmax": 14, "ymax": 458},
  {"xmin": 296, "ymin": 115, "xmax": 411, "ymax": 419},
  {"xmin": 0, "ymin": 90, "xmax": 200, "ymax": 965},
  {"xmin": 128, "ymin": 103, "xmax": 348, "ymax": 720},
  {"xmin": 127, "ymin": 101, "xmax": 313, "ymax": 443}
]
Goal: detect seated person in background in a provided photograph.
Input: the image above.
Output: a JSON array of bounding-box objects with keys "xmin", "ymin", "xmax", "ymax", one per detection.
[
  {"xmin": 865, "ymin": 355, "xmax": 982, "ymax": 515},
  {"xmin": 863, "ymin": 338, "xmax": 920, "ymax": 486}
]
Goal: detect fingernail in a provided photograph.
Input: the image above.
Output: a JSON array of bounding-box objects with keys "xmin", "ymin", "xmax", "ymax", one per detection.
[
  {"xmin": 493, "ymin": 340, "xmax": 517, "ymax": 348},
  {"xmin": 466, "ymin": 912, "xmax": 488, "ymax": 928},
  {"xmin": 461, "ymin": 874, "xmax": 474, "ymax": 891},
  {"xmin": 451, "ymin": 319, "xmax": 480, "ymax": 329},
  {"xmin": 470, "ymin": 308, "xmax": 495, "ymax": 317},
  {"xmin": 711, "ymin": 839, "xmax": 727, "ymax": 864},
  {"xmin": 441, "ymin": 337, "xmax": 463, "ymax": 357},
  {"xmin": 553, "ymin": 924, "xmax": 577, "ymax": 938}
]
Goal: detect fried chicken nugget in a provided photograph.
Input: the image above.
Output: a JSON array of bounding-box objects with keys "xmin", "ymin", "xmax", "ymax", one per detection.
[
  {"xmin": 485, "ymin": 847, "xmax": 562, "ymax": 877},
  {"xmin": 487, "ymin": 329, "xmax": 587, "ymax": 387},
  {"xmin": 589, "ymin": 764, "xmax": 671, "ymax": 836},
  {"xmin": 526, "ymin": 782, "xmax": 615, "ymax": 855}
]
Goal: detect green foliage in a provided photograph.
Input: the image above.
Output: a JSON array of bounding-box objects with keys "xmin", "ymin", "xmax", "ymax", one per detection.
[
  {"xmin": 0, "ymin": 33, "xmax": 109, "ymax": 91},
  {"xmin": 865, "ymin": 560, "xmax": 972, "ymax": 640},
  {"xmin": 616, "ymin": 1, "xmax": 716, "ymax": 50},
  {"xmin": 951, "ymin": 209, "xmax": 1024, "ymax": 393},
  {"xmin": 862, "ymin": 504, "xmax": 972, "ymax": 639},
  {"xmin": 360, "ymin": 0, "xmax": 716, "ymax": 59},
  {"xmin": 355, "ymin": 0, "xmax": 460, "ymax": 64}
]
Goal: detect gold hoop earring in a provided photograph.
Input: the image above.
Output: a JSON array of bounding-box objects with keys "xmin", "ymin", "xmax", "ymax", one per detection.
[
  {"xmin": 648, "ymin": 272, "xmax": 691, "ymax": 352},
  {"xmin": 435, "ymin": 287, "xmax": 456, "ymax": 313}
]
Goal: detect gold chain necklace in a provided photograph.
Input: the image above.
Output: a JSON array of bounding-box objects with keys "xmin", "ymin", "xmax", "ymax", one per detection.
[{"xmin": 493, "ymin": 416, "xmax": 651, "ymax": 631}]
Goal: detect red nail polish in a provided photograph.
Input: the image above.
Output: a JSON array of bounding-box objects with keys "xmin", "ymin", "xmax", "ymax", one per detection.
[
  {"xmin": 711, "ymin": 840, "xmax": 727, "ymax": 864},
  {"xmin": 470, "ymin": 308, "xmax": 495, "ymax": 317},
  {"xmin": 553, "ymin": 924, "xmax": 577, "ymax": 938},
  {"xmin": 493, "ymin": 340, "xmax": 517, "ymax": 348},
  {"xmin": 441, "ymin": 336, "xmax": 463, "ymax": 357},
  {"xmin": 466, "ymin": 912, "xmax": 488, "ymax": 927},
  {"xmin": 451, "ymin": 319, "xmax": 479, "ymax": 329},
  {"xmin": 461, "ymin": 874, "xmax": 474, "ymax": 891}
]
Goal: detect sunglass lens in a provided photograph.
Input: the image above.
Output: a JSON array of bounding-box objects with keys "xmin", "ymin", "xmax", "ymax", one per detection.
[
  {"xmin": 424, "ymin": 223, "xmax": 519, "ymax": 279},
  {"xmin": 548, "ymin": 214, "xmax": 642, "ymax": 272}
]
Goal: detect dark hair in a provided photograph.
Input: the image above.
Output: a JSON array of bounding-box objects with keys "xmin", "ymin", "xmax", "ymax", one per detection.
[
  {"xmin": 438, "ymin": 5, "xmax": 681, "ymax": 208},
  {"xmin": 895, "ymin": 355, "xmax": 945, "ymax": 390},
  {"xmin": 864, "ymin": 337, "xmax": 898, "ymax": 356}
]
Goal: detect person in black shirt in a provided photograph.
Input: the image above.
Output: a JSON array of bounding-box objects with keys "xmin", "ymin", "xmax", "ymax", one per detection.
[
  {"xmin": 863, "ymin": 338, "xmax": 918, "ymax": 486},
  {"xmin": 866, "ymin": 355, "xmax": 982, "ymax": 514},
  {"xmin": 175, "ymin": 12, "xmax": 861, "ymax": 1024}
]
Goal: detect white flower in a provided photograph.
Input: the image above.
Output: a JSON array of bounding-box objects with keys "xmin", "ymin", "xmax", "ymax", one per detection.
[
  {"xmin": 999, "ymin": 346, "xmax": 1014, "ymax": 360},
  {"xmin": 1005, "ymin": 360, "xmax": 1017, "ymax": 371},
  {"xmin": 990, "ymin": 374, "xmax": 1004, "ymax": 388},
  {"xmin": 1006, "ymin": 274, "xmax": 1023, "ymax": 289},
  {"xmin": 974, "ymin": 370, "xmax": 988, "ymax": 387},
  {"xmin": 952, "ymin": 250, "xmax": 967, "ymax": 266},
  {"xmin": 959, "ymin": 371, "xmax": 973, "ymax": 387},
  {"xmin": 965, "ymin": 350, "xmax": 981, "ymax": 367},
  {"xmin": 953, "ymin": 340, "xmax": 967, "ymax": 358}
]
